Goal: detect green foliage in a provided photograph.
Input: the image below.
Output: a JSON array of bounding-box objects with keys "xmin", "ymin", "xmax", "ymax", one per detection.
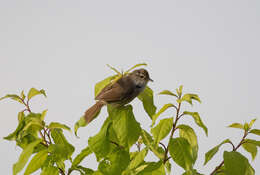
[
  {"xmin": 108, "ymin": 105, "xmax": 141, "ymax": 148},
  {"xmin": 41, "ymin": 166, "xmax": 59, "ymax": 175},
  {"xmin": 152, "ymin": 103, "xmax": 175, "ymax": 126},
  {"xmin": 180, "ymin": 93, "xmax": 201, "ymax": 105},
  {"xmin": 136, "ymin": 161, "xmax": 165, "ymax": 175},
  {"xmin": 169, "ymin": 137, "xmax": 194, "ymax": 171},
  {"xmin": 128, "ymin": 148, "xmax": 148, "ymax": 170},
  {"xmin": 137, "ymin": 86, "xmax": 157, "ymax": 119},
  {"xmin": 27, "ymin": 88, "xmax": 47, "ymax": 100},
  {"xmin": 151, "ymin": 118, "xmax": 173, "ymax": 146},
  {"xmin": 250, "ymin": 129, "xmax": 260, "ymax": 136},
  {"xmin": 242, "ymin": 142, "xmax": 257, "ymax": 160},
  {"xmin": 88, "ymin": 118, "xmax": 112, "ymax": 160},
  {"xmin": 13, "ymin": 139, "xmax": 42, "ymax": 175},
  {"xmin": 228, "ymin": 123, "xmax": 244, "ymax": 129},
  {"xmin": 24, "ymin": 149, "xmax": 48, "ymax": 175},
  {"xmin": 204, "ymin": 139, "xmax": 230, "ymax": 165},
  {"xmin": 224, "ymin": 151, "xmax": 253, "ymax": 175},
  {"xmin": 140, "ymin": 129, "xmax": 165, "ymax": 160},
  {"xmin": 72, "ymin": 146, "xmax": 93, "ymax": 167},
  {"xmin": 2, "ymin": 64, "xmax": 260, "ymax": 175},
  {"xmin": 183, "ymin": 111, "xmax": 208, "ymax": 136},
  {"xmin": 98, "ymin": 149, "xmax": 130, "ymax": 175},
  {"xmin": 178, "ymin": 124, "xmax": 198, "ymax": 162},
  {"xmin": 158, "ymin": 90, "xmax": 178, "ymax": 98}
]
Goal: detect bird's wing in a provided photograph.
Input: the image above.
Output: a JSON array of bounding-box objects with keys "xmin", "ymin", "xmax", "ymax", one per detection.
[{"xmin": 95, "ymin": 81, "xmax": 126, "ymax": 103}]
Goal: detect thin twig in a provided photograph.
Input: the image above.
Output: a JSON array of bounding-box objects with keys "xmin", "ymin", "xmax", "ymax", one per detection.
[
  {"xmin": 135, "ymin": 143, "xmax": 141, "ymax": 152},
  {"xmin": 210, "ymin": 130, "xmax": 249, "ymax": 175},
  {"xmin": 46, "ymin": 129, "xmax": 52, "ymax": 144},
  {"xmin": 159, "ymin": 142, "xmax": 167, "ymax": 151},
  {"xmin": 228, "ymin": 140, "xmax": 236, "ymax": 151},
  {"xmin": 58, "ymin": 168, "xmax": 65, "ymax": 175},
  {"xmin": 163, "ymin": 99, "xmax": 182, "ymax": 164}
]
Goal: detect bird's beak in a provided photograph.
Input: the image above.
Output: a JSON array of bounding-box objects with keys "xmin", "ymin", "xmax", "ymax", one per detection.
[{"xmin": 149, "ymin": 78, "xmax": 153, "ymax": 82}]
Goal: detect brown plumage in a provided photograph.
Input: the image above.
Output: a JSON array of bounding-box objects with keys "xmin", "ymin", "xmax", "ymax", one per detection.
[{"xmin": 84, "ymin": 68, "xmax": 152, "ymax": 124}]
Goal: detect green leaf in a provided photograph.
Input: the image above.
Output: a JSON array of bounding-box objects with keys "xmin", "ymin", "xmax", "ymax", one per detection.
[
  {"xmin": 48, "ymin": 144, "xmax": 73, "ymax": 162},
  {"xmin": 137, "ymin": 161, "xmax": 165, "ymax": 175},
  {"xmin": 228, "ymin": 123, "xmax": 244, "ymax": 129},
  {"xmin": 18, "ymin": 111, "xmax": 25, "ymax": 122},
  {"xmin": 204, "ymin": 139, "xmax": 230, "ymax": 165},
  {"xmin": 4, "ymin": 118, "xmax": 25, "ymax": 141},
  {"xmin": 181, "ymin": 94, "xmax": 201, "ymax": 105},
  {"xmin": 20, "ymin": 90, "xmax": 26, "ymax": 100},
  {"xmin": 22, "ymin": 119, "xmax": 43, "ymax": 131},
  {"xmin": 244, "ymin": 139, "xmax": 260, "ymax": 147},
  {"xmin": 151, "ymin": 118, "xmax": 173, "ymax": 145},
  {"xmin": 13, "ymin": 139, "xmax": 41, "ymax": 175},
  {"xmin": 125, "ymin": 63, "xmax": 147, "ymax": 74},
  {"xmin": 95, "ymin": 75, "xmax": 117, "ymax": 97},
  {"xmin": 249, "ymin": 118, "xmax": 257, "ymax": 128},
  {"xmin": 169, "ymin": 137, "xmax": 193, "ymax": 171},
  {"xmin": 50, "ymin": 129, "xmax": 75, "ymax": 160},
  {"xmin": 74, "ymin": 116, "xmax": 87, "ymax": 137},
  {"xmin": 16, "ymin": 134, "xmax": 39, "ymax": 150},
  {"xmin": 88, "ymin": 118, "xmax": 112, "ymax": 160},
  {"xmin": 183, "ymin": 111, "xmax": 208, "ymax": 136},
  {"xmin": 224, "ymin": 151, "xmax": 252, "ymax": 175},
  {"xmin": 98, "ymin": 149, "xmax": 130, "ymax": 175},
  {"xmin": 244, "ymin": 123, "xmax": 250, "ymax": 131},
  {"xmin": 92, "ymin": 171, "xmax": 103, "ymax": 175},
  {"xmin": 242, "ymin": 142, "xmax": 258, "ymax": 160},
  {"xmin": 140, "ymin": 130, "xmax": 164, "ymax": 159},
  {"xmin": 152, "ymin": 103, "xmax": 175, "ymax": 126},
  {"xmin": 48, "ymin": 122, "xmax": 71, "ymax": 132},
  {"xmin": 41, "ymin": 110, "xmax": 48, "ymax": 121},
  {"xmin": 70, "ymin": 166, "xmax": 94, "ymax": 175},
  {"xmin": 27, "ymin": 88, "xmax": 47, "ymax": 100},
  {"xmin": 158, "ymin": 90, "xmax": 178, "ymax": 98},
  {"xmin": 41, "ymin": 166, "xmax": 59, "ymax": 175},
  {"xmin": 250, "ymin": 129, "xmax": 260, "ymax": 136},
  {"xmin": 138, "ymin": 86, "xmax": 157, "ymax": 119},
  {"xmin": 106, "ymin": 64, "xmax": 122, "ymax": 75},
  {"xmin": 246, "ymin": 164, "xmax": 255, "ymax": 175},
  {"xmin": 176, "ymin": 85, "xmax": 183, "ymax": 97},
  {"xmin": 72, "ymin": 146, "xmax": 93, "ymax": 167},
  {"xmin": 0, "ymin": 94, "xmax": 23, "ymax": 104},
  {"xmin": 24, "ymin": 149, "xmax": 48, "ymax": 175},
  {"xmin": 109, "ymin": 105, "xmax": 141, "ymax": 148},
  {"xmin": 164, "ymin": 160, "xmax": 171, "ymax": 175},
  {"xmin": 56, "ymin": 160, "xmax": 65, "ymax": 172},
  {"xmin": 178, "ymin": 124, "xmax": 198, "ymax": 162},
  {"xmin": 129, "ymin": 148, "xmax": 148, "ymax": 170},
  {"xmin": 41, "ymin": 155, "xmax": 54, "ymax": 169}
]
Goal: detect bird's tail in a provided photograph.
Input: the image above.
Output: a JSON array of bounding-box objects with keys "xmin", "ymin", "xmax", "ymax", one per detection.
[{"xmin": 84, "ymin": 101, "xmax": 105, "ymax": 124}]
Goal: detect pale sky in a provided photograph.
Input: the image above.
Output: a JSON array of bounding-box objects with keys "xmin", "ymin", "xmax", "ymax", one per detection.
[{"xmin": 1, "ymin": 0, "xmax": 260, "ymax": 174}]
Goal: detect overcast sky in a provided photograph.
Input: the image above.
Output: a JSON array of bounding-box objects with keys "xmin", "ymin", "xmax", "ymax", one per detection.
[{"xmin": 1, "ymin": 0, "xmax": 260, "ymax": 174}]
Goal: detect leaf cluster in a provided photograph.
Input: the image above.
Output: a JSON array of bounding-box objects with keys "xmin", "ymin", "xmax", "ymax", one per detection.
[{"xmin": 2, "ymin": 64, "xmax": 260, "ymax": 175}]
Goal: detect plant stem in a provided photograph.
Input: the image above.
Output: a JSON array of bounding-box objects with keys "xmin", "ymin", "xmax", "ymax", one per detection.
[
  {"xmin": 163, "ymin": 100, "xmax": 182, "ymax": 164},
  {"xmin": 58, "ymin": 168, "xmax": 65, "ymax": 175},
  {"xmin": 210, "ymin": 130, "xmax": 248, "ymax": 175}
]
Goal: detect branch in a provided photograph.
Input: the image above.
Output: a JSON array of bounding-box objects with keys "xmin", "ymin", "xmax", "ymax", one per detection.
[
  {"xmin": 58, "ymin": 168, "xmax": 65, "ymax": 175},
  {"xmin": 163, "ymin": 99, "xmax": 182, "ymax": 164},
  {"xmin": 159, "ymin": 142, "xmax": 167, "ymax": 151},
  {"xmin": 210, "ymin": 130, "xmax": 249, "ymax": 175}
]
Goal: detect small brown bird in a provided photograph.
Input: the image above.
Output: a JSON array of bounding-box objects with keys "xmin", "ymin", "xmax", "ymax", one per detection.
[{"xmin": 84, "ymin": 68, "xmax": 153, "ymax": 124}]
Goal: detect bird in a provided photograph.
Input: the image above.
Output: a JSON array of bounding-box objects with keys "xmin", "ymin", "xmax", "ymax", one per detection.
[{"xmin": 84, "ymin": 68, "xmax": 153, "ymax": 124}]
